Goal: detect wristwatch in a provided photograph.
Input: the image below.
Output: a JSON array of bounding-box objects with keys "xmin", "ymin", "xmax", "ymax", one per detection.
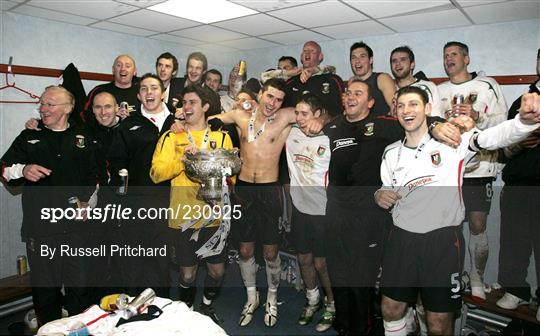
[{"xmin": 428, "ymin": 120, "xmax": 442, "ymax": 137}]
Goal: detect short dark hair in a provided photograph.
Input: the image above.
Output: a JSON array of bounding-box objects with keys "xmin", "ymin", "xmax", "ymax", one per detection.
[
  {"xmin": 396, "ymin": 86, "xmax": 429, "ymax": 105},
  {"xmin": 350, "ymin": 41, "xmax": 373, "ymax": 59},
  {"xmin": 181, "ymin": 85, "xmax": 220, "ymax": 118},
  {"xmin": 348, "ymin": 78, "xmax": 373, "ymax": 100},
  {"xmin": 237, "ymin": 89, "xmax": 257, "ymax": 101},
  {"xmin": 390, "ymin": 46, "xmax": 415, "ymax": 63},
  {"xmin": 186, "ymin": 52, "xmax": 208, "ymax": 72},
  {"xmin": 245, "ymin": 78, "xmax": 262, "ymax": 94},
  {"xmin": 444, "ymin": 41, "xmax": 469, "ymax": 56},
  {"xmin": 138, "ymin": 73, "xmax": 165, "ymax": 92},
  {"xmin": 156, "ymin": 52, "xmax": 178, "ymax": 72},
  {"xmin": 261, "ymin": 78, "xmax": 287, "ymax": 96},
  {"xmin": 204, "ymin": 69, "xmax": 223, "ymax": 84},
  {"xmin": 278, "ymin": 56, "xmax": 298, "ymax": 68},
  {"xmin": 296, "ymin": 93, "xmax": 324, "ymax": 114}
]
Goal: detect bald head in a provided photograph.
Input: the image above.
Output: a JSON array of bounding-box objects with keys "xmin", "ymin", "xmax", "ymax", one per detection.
[
  {"xmin": 112, "ymin": 54, "xmax": 137, "ymax": 89},
  {"xmin": 94, "ymin": 91, "xmax": 117, "ymax": 104},
  {"xmin": 301, "ymin": 41, "xmax": 323, "ymax": 68},
  {"xmin": 304, "ymin": 41, "xmax": 321, "ymax": 53},
  {"xmin": 113, "ymin": 54, "xmax": 136, "ymax": 68},
  {"xmin": 93, "ymin": 91, "xmax": 118, "ymax": 127}
]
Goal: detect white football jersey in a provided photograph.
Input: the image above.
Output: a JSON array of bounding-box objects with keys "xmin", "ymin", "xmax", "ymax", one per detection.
[
  {"xmin": 438, "ymin": 75, "xmax": 508, "ymax": 177},
  {"xmin": 286, "ymin": 125, "xmax": 330, "ymax": 215},
  {"xmin": 411, "ymin": 79, "xmax": 443, "ymax": 118},
  {"xmin": 381, "ymin": 117, "xmax": 537, "ymax": 233}
]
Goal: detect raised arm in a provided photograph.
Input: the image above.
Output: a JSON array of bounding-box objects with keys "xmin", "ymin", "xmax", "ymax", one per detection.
[
  {"xmin": 260, "ymin": 68, "xmax": 301, "ymax": 83},
  {"xmin": 474, "ymin": 93, "xmax": 540, "ymax": 151},
  {"xmin": 429, "ymin": 115, "xmax": 471, "ymax": 148},
  {"xmin": 25, "ymin": 118, "xmax": 41, "ymax": 131},
  {"xmin": 282, "ymin": 105, "xmax": 331, "ymax": 135},
  {"xmin": 377, "ymin": 73, "xmax": 397, "ymax": 109},
  {"xmin": 209, "ymin": 109, "xmax": 239, "ymax": 125}
]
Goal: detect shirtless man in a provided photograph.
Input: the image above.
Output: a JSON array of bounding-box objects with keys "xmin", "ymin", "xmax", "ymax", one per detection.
[{"xmin": 208, "ymin": 78, "xmax": 326, "ymax": 327}]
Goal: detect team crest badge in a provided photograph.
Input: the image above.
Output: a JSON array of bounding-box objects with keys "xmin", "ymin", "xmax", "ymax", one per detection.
[
  {"xmin": 364, "ymin": 122, "xmax": 374, "ymax": 136},
  {"xmin": 322, "ymin": 83, "xmax": 330, "ymax": 94},
  {"xmin": 317, "ymin": 145, "xmax": 326, "ymax": 156},
  {"xmin": 430, "ymin": 150, "xmax": 442, "ymax": 167},
  {"xmin": 75, "ymin": 135, "xmax": 85, "ymax": 148},
  {"xmin": 210, "ymin": 139, "xmax": 217, "ymax": 149}
]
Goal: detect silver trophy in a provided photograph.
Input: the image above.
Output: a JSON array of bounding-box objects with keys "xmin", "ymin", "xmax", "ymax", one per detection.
[{"xmin": 183, "ymin": 148, "xmax": 241, "ymax": 204}]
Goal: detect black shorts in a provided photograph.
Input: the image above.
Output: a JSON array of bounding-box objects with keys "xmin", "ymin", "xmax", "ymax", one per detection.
[
  {"xmin": 278, "ymin": 148, "xmax": 290, "ymax": 185},
  {"xmin": 463, "ymin": 177, "xmax": 494, "ymax": 213},
  {"xmin": 171, "ymin": 227, "xmax": 226, "ymax": 267},
  {"xmin": 233, "ymin": 180, "xmax": 282, "ymax": 245},
  {"xmin": 325, "ymin": 206, "xmax": 387, "ymax": 288},
  {"xmin": 381, "ymin": 225, "xmax": 465, "ymax": 313},
  {"xmin": 291, "ymin": 205, "xmax": 327, "ymax": 257}
]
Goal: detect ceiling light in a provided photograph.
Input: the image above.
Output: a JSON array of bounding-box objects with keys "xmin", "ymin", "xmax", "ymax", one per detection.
[{"xmin": 148, "ymin": 0, "xmax": 258, "ymax": 24}]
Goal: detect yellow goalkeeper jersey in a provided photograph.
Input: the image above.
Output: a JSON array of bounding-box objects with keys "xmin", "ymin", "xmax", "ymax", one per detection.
[{"xmin": 150, "ymin": 129, "xmax": 234, "ymax": 229}]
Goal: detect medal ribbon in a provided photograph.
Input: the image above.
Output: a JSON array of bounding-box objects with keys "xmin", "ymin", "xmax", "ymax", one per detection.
[
  {"xmin": 391, "ymin": 133, "xmax": 431, "ymax": 189},
  {"xmin": 247, "ymin": 109, "xmax": 275, "ymax": 142},
  {"xmin": 186, "ymin": 126, "xmax": 210, "ymax": 150}
]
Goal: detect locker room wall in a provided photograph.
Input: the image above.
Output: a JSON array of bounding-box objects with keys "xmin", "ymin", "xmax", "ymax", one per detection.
[{"xmin": 227, "ymin": 18, "xmax": 539, "ymax": 111}]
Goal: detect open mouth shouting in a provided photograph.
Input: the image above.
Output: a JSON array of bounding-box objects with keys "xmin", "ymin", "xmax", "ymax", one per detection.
[
  {"xmin": 143, "ymin": 95, "xmax": 161, "ymax": 112},
  {"xmin": 402, "ymin": 115, "xmax": 416, "ymax": 125},
  {"xmin": 353, "ymin": 64, "xmax": 364, "ymax": 75},
  {"xmin": 345, "ymin": 98, "xmax": 358, "ymax": 111},
  {"xmin": 183, "ymin": 109, "xmax": 195, "ymax": 121},
  {"xmin": 261, "ymin": 104, "xmax": 276, "ymax": 118},
  {"xmin": 445, "ymin": 61, "xmax": 457, "ymax": 73},
  {"xmin": 40, "ymin": 111, "xmax": 51, "ymax": 122}
]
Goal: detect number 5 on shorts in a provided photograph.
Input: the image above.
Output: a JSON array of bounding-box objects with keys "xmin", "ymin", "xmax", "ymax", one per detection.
[{"xmin": 451, "ymin": 272, "xmax": 461, "ymax": 293}]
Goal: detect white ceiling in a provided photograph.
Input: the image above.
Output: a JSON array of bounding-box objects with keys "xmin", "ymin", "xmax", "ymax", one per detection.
[{"xmin": 4, "ymin": 0, "xmax": 539, "ymax": 52}]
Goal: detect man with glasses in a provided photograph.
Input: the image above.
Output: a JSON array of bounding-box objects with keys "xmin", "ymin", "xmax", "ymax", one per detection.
[
  {"xmin": 2, "ymin": 86, "xmax": 98, "ymax": 325},
  {"xmin": 21, "ymin": 90, "xmax": 126, "ymax": 301}
]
